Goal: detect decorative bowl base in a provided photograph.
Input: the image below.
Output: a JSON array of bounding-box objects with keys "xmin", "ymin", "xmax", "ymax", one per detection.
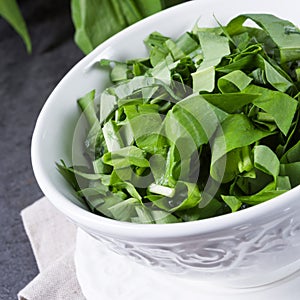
[{"xmin": 75, "ymin": 229, "xmax": 300, "ymax": 300}]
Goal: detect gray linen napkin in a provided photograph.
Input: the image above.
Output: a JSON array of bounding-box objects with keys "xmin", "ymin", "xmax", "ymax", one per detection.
[{"xmin": 18, "ymin": 197, "xmax": 85, "ymax": 300}]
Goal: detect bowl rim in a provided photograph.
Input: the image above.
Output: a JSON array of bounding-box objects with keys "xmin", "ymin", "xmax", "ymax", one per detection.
[{"xmin": 31, "ymin": 0, "xmax": 300, "ymax": 239}]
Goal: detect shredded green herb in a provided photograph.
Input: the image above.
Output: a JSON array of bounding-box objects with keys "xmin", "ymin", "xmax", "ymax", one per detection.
[{"xmin": 58, "ymin": 14, "xmax": 300, "ymax": 224}]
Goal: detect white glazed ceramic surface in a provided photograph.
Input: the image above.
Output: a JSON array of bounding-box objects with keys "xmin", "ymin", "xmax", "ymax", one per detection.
[
  {"xmin": 75, "ymin": 228, "xmax": 300, "ymax": 300},
  {"xmin": 32, "ymin": 0, "xmax": 300, "ymax": 288}
]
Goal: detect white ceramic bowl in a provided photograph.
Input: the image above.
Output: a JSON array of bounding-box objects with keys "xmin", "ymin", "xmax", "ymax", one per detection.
[{"xmin": 32, "ymin": 0, "xmax": 300, "ymax": 288}]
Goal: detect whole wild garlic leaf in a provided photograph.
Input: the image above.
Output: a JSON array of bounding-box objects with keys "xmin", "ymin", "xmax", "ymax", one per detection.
[
  {"xmin": 71, "ymin": 0, "xmax": 184, "ymax": 54},
  {"xmin": 1, "ymin": 0, "xmax": 184, "ymax": 54},
  {"xmin": 0, "ymin": 0, "xmax": 31, "ymax": 52}
]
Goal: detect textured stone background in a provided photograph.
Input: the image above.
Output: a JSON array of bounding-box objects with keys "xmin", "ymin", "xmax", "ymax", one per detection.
[{"xmin": 0, "ymin": 0, "xmax": 83, "ymax": 298}]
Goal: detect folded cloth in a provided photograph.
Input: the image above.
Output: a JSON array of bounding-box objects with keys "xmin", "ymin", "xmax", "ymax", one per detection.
[
  {"xmin": 18, "ymin": 197, "xmax": 300, "ymax": 300},
  {"xmin": 18, "ymin": 197, "xmax": 85, "ymax": 300}
]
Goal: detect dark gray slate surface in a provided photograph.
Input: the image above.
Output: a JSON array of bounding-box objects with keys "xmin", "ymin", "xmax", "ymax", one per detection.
[{"xmin": 0, "ymin": 1, "xmax": 83, "ymax": 299}]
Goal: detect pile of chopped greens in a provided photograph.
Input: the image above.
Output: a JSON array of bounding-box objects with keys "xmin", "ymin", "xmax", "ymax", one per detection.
[{"xmin": 58, "ymin": 14, "xmax": 300, "ymax": 224}]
